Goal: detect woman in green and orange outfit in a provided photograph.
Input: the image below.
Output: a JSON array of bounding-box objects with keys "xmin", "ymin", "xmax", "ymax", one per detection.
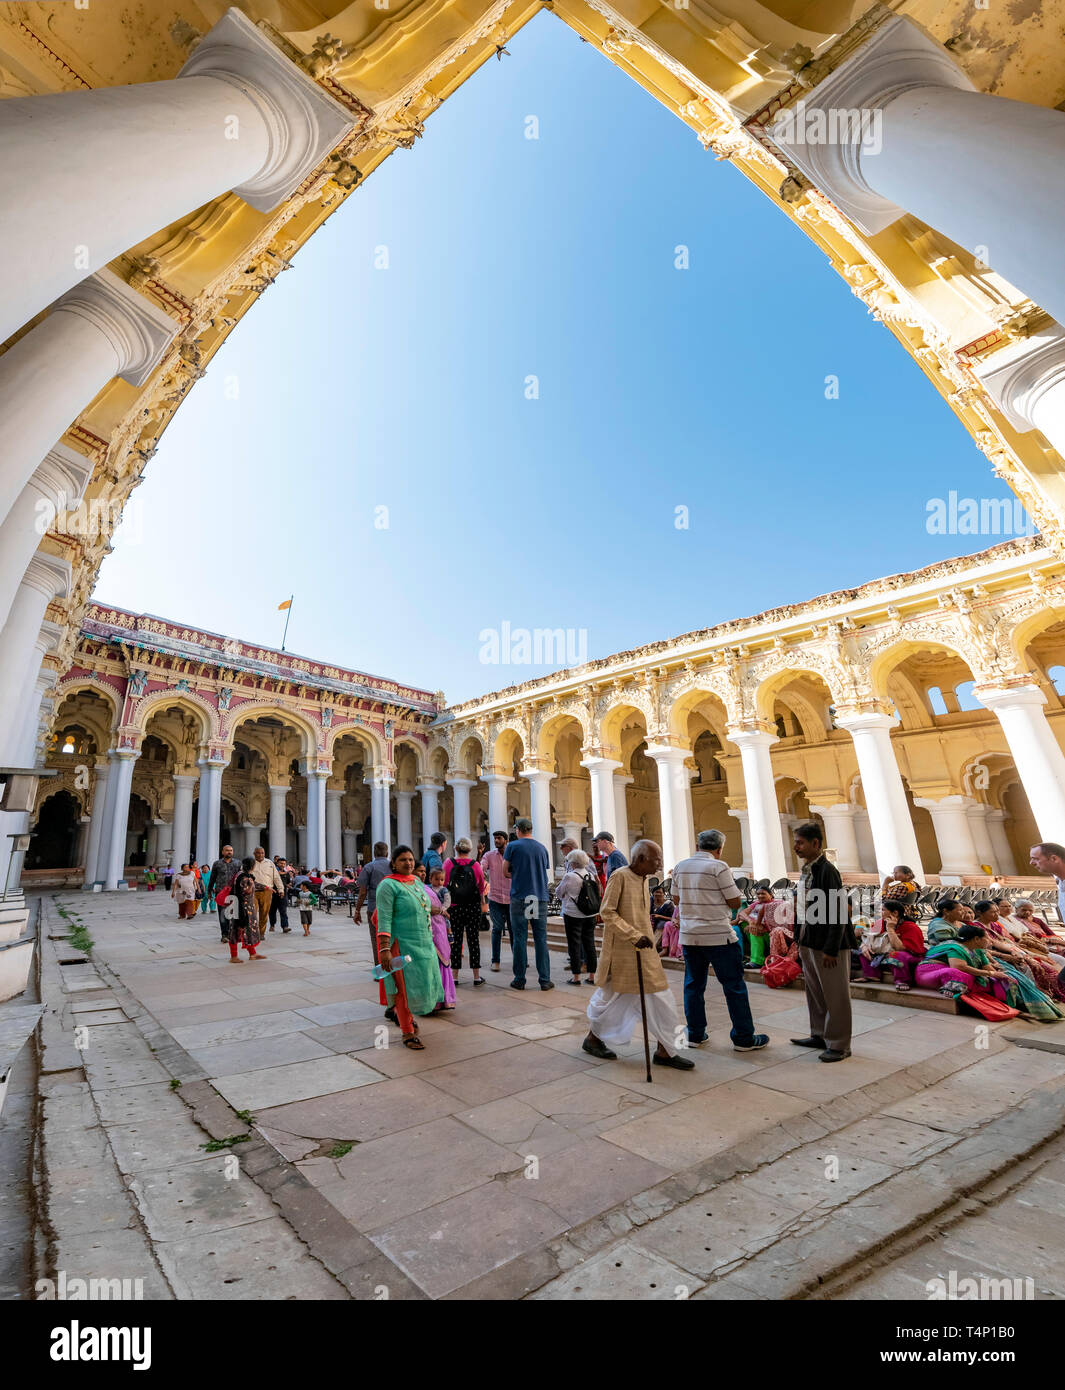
[{"xmin": 374, "ymin": 845, "xmax": 443, "ymax": 1050}]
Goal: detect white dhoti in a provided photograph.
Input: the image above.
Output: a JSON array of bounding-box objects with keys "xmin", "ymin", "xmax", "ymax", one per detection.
[{"xmin": 587, "ymin": 986, "xmax": 683, "ymax": 1056}]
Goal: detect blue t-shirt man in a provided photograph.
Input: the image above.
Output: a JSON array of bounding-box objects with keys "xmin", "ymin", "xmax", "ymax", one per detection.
[
  {"xmin": 594, "ymin": 834, "xmax": 627, "ymax": 880},
  {"xmin": 504, "ymin": 833, "xmax": 550, "ymax": 903},
  {"xmin": 421, "ymin": 834, "xmax": 447, "ymax": 876}
]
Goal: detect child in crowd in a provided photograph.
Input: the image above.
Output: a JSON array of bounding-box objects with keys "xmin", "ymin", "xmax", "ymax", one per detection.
[
  {"xmin": 297, "ymin": 882, "xmax": 316, "ymax": 936},
  {"xmin": 426, "ymin": 866, "xmax": 456, "ymax": 1010},
  {"xmin": 143, "ymin": 865, "xmax": 157, "ymax": 891},
  {"xmin": 430, "ymin": 865, "xmax": 451, "ymax": 915}
]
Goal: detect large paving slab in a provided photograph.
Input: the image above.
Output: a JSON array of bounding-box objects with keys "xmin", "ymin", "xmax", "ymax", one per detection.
[
  {"xmin": 603, "ymin": 1079, "xmax": 814, "ymax": 1170},
  {"xmin": 212, "ymin": 1055, "xmax": 383, "ymax": 1110}
]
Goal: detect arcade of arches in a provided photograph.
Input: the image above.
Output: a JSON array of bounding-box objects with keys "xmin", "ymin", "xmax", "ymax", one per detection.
[{"xmin": 19, "ymin": 538, "xmax": 1065, "ymax": 890}]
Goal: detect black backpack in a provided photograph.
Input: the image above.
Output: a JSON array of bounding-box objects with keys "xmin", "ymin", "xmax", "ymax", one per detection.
[
  {"xmin": 575, "ymin": 869, "xmax": 602, "ymax": 917},
  {"xmin": 448, "ymin": 859, "xmax": 480, "ymax": 906}
]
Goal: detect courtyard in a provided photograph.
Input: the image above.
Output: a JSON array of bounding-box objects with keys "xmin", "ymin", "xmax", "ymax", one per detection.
[{"xmin": 18, "ymin": 888, "xmax": 1065, "ymax": 1302}]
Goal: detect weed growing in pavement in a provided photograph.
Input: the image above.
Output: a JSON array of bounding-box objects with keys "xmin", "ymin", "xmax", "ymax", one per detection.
[{"xmin": 200, "ymin": 1134, "xmax": 251, "ymax": 1153}]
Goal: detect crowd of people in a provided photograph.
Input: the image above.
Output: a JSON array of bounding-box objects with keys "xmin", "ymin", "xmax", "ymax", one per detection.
[{"xmin": 154, "ymin": 822, "xmax": 1065, "ymax": 1070}]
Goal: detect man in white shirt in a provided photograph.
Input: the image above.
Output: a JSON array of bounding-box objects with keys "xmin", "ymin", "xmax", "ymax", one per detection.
[{"xmin": 672, "ymin": 828, "xmax": 769, "ymax": 1051}]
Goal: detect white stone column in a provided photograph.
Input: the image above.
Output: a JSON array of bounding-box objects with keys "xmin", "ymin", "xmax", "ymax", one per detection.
[
  {"xmin": 780, "ymin": 814, "xmax": 798, "ymax": 871},
  {"xmin": 614, "ymin": 774, "xmax": 633, "ymax": 859},
  {"xmin": 395, "ymin": 788, "xmax": 413, "ymax": 852},
  {"xmin": 171, "ymin": 773, "xmax": 196, "ymax": 870},
  {"xmin": 81, "ymin": 756, "xmax": 111, "ymax": 889},
  {"xmin": 967, "ymin": 803, "xmax": 998, "ymax": 875},
  {"xmin": 306, "ymin": 770, "xmax": 327, "ymax": 869},
  {"xmin": 834, "ymin": 713, "xmax": 924, "ymax": 880},
  {"xmin": 0, "ymin": 7, "xmax": 354, "ymax": 345},
  {"xmin": 0, "ymin": 555, "xmax": 70, "ymax": 764},
  {"xmin": 645, "ymin": 745, "xmax": 695, "ymax": 875},
  {"xmin": 580, "ymin": 756, "xmax": 621, "ymax": 840},
  {"xmin": 446, "ymin": 776, "xmax": 475, "ymax": 846},
  {"xmin": 23, "ymin": 668, "xmax": 58, "ymax": 774},
  {"xmin": 326, "ymin": 788, "xmax": 344, "ymax": 868},
  {"xmin": 236, "ymin": 822, "xmax": 255, "ymax": 858},
  {"xmin": 809, "ymin": 803, "xmax": 862, "ymax": 874},
  {"xmin": 913, "ymin": 795, "xmax": 982, "ymax": 876},
  {"xmin": 417, "ymin": 779, "xmax": 442, "ymax": 852},
  {"xmin": 976, "ymin": 685, "xmax": 1065, "ymax": 840},
  {"xmin": 297, "ymin": 824, "xmax": 308, "ymax": 865},
  {"xmin": 726, "ymin": 728, "xmax": 788, "ymax": 883},
  {"xmin": 854, "ymin": 809, "xmax": 878, "ymax": 873},
  {"xmin": 562, "ymin": 821, "xmax": 587, "ymax": 853},
  {"xmin": 192, "ymin": 768, "xmax": 209, "ymax": 862},
  {"xmin": 729, "ymin": 808, "xmax": 753, "ymax": 872},
  {"xmin": 10, "ymin": 643, "xmax": 59, "ymax": 778},
  {"xmin": 481, "ymin": 773, "xmax": 513, "ymax": 838},
  {"xmin": 342, "ymin": 828, "xmax": 358, "ymax": 867},
  {"xmin": 0, "ymin": 271, "xmax": 178, "ymax": 526},
  {"xmin": 0, "ymin": 445, "xmax": 92, "ymax": 631},
  {"xmin": 74, "ymin": 817, "xmax": 90, "ymax": 870},
  {"xmin": 976, "ymin": 324, "xmax": 1065, "ymax": 465},
  {"xmin": 146, "ymin": 820, "xmax": 162, "ymax": 865},
  {"xmin": 986, "ymin": 809, "xmax": 1017, "ymax": 875},
  {"xmin": 267, "ymin": 783, "xmax": 288, "ymax": 860},
  {"xmin": 368, "ymin": 776, "xmax": 392, "ymax": 851},
  {"xmin": 522, "ymin": 769, "xmax": 555, "ymax": 862},
  {"xmin": 157, "ymin": 818, "xmax": 173, "ymax": 865},
  {"xmin": 87, "ymin": 750, "xmax": 122, "ymax": 891},
  {"xmin": 195, "ymin": 759, "xmax": 224, "ymax": 866},
  {"xmin": 103, "ymin": 749, "xmax": 139, "ymax": 889},
  {"xmin": 766, "ymin": 15, "xmax": 1065, "ymax": 326}
]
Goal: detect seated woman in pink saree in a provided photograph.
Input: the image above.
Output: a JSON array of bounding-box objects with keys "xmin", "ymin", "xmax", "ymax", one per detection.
[
  {"xmin": 762, "ymin": 894, "xmax": 798, "ymax": 962},
  {"xmin": 653, "ymin": 888, "xmax": 682, "ymax": 959}
]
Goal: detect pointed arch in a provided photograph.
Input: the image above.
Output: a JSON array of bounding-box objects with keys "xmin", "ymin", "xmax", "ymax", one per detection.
[
  {"xmin": 225, "ymin": 703, "xmax": 319, "ymax": 758},
  {"xmin": 132, "ymin": 688, "xmax": 216, "ymax": 743}
]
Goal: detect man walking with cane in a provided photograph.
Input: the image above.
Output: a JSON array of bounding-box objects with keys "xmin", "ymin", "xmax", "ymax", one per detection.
[{"xmin": 583, "ymin": 840, "xmax": 694, "ymax": 1070}]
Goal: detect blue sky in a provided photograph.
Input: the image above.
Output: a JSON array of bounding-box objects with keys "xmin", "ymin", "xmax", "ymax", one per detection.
[{"xmin": 95, "ymin": 11, "xmax": 1021, "ymax": 704}]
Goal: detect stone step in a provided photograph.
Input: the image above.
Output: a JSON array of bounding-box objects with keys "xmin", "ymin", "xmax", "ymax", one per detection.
[
  {"xmin": 0, "ymin": 911, "xmax": 29, "ymax": 943},
  {"xmin": 0, "ymin": 936, "xmax": 34, "ymax": 1003},
  {"xmin": 0, "ymin": 1001, "xmax": 42, "ymax": 1118},
  {"xmin": 543, "ymin": 929, "xmax": 959, "ymax": 1015}
]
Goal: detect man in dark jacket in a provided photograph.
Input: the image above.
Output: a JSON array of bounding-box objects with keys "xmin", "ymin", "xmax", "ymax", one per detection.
[
  {"xmin": 789, "ymin": 822, "xmax": 858, "ymax": 1062},
  {"xmin": 207, "ymin": 845, "xmax": 242, "ymax": 944}
]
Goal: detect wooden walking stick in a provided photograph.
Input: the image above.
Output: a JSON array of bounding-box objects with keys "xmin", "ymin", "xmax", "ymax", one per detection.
[{"xmin": 635, "ymin": 944, "xmax": 653, "ymax": 1083}]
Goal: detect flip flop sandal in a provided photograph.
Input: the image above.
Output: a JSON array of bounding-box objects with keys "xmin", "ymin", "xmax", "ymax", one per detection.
[{"xmin": 402, "ymin": 1035, "xmax": 425, "ymax": 1049}]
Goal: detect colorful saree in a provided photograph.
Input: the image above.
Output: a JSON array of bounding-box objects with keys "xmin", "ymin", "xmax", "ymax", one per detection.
[{"xmin": 375, "ymin": 875, "xmax": 444, "ymax": 1017}]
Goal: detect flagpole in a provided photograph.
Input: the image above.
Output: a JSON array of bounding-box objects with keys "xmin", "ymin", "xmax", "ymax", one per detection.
[{"xmin": 281, "ymin": 595, "xmax": 293, "ymax": 651}]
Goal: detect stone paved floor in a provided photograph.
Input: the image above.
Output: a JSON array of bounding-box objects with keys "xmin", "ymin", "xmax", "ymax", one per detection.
[
  {"xmin": 28, "ymin": 889, "xmax": 1065, "ymax": 1300},
  {"xmin": 839, "ymin": 1128, "xmax": 1065, "ymax": 1300}
]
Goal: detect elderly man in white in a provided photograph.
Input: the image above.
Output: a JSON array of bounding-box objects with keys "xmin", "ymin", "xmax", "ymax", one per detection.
[{"xmin": 583, "ymin": 839, "xmax": 694, "ymax": 1070}]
